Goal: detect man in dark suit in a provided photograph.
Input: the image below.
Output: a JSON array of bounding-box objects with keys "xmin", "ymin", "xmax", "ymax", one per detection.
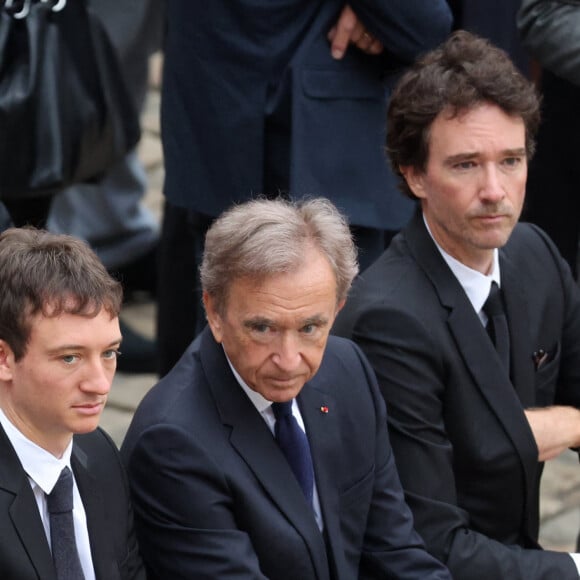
[
  {"xmin": 121, "ymin": 198, "xmax": 451, "ymax": 579},
  {"xmin": 334, "ymin": 31, "xmax": 580, "ymax": 578},
  {"xmin": 156, "ymin": 0, "xmax": 453, "ymax": 375},
  {"xmin": 0, "ymin": 228, "xmax": 144, "ymax": 579}
]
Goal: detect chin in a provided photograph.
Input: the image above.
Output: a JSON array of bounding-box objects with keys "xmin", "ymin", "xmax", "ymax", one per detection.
[
  {"xmin": 72, "ymin": 418, "xmax": 101, "ymax": 435},
  {"xmin": 265, "ymin": 385, "xmax": 303, "ymax": 403}
]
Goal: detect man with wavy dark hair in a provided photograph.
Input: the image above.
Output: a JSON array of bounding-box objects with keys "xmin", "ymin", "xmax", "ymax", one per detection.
[{"xmin": 335, "ymin": 31, "xmax": 580, "ymax": 578}]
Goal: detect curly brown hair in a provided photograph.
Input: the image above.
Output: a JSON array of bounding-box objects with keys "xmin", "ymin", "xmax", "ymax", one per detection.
[{"xmin": 386, "ymin": 30, "xmax": 541, "ymax": 200}]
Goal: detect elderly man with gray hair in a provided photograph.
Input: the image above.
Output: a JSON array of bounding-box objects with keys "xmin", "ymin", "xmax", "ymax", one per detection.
[{"xmin": 121, "ymin": 197, "xmax": 450, "ymax": 579}]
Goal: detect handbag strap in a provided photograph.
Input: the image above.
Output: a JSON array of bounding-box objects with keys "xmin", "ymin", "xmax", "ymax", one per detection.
[{"xmin": 2, "ymin": 0, "xmax": 66, "ymax": 19}]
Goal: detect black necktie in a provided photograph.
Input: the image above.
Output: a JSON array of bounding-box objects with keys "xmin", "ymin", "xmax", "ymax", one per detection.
[
  {"xmin": 483, "ymin": 281, "xmax": 510, "ymax": 371},
  {"xmin": 272, "ymin": 401, "xmax": 314, "ymax": 503},
  {"xmin": 46, "ymin": 467, "xmax": 85, "ymax": 580}
]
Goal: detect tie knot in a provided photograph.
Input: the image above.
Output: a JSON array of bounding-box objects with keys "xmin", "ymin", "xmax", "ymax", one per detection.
[
  {"xmin": 271, "ymin": 401, "xmax": 293, "ymax": 420},
  {"xmin": 47, "ymin": 467, "xmax": 74, "ymax": 514},
  {"xmin": 483, "ymin": 281, "xmax": 503, "ymax": 318}
]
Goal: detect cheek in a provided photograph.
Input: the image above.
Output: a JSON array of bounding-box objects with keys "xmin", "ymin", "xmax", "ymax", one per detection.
[
  {"xmin": 236, "ymin": 343, "xmax": 274, "ymax": 374},
  {"xmin": 512, "ymin": 175, "xmax": 527, "ymax": 200},
  {"xmin": 302, "ymin": 342, "xmax": 328, "ymax": 372}
]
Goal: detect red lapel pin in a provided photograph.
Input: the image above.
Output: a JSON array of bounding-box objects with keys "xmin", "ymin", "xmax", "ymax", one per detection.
[{"xmin": 320, "ymin": 406, "xmax": 329, "ymax": 414}]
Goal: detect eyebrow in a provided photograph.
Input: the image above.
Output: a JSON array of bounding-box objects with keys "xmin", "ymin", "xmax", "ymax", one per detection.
[
  {"xmin": 243, "ymin": 317, "xmax": 275, "ymax": 329},
  {"xmin": 445, "ymin": 148, "xmax": 527, "ymax": 165},
  {"xmin": 301, "ymin": 315, "xmax": 330, "ymax": 327},
  {"xmin": 47, "ymin": 338, "xmax": 123, "ymax": 355},
  {"xmin": 243, "ymin": 315, "xmax": 329, "ymax": 328}
]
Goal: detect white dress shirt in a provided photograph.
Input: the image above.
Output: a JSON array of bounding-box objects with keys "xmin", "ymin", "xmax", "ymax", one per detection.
[
  {"xmin": 423, "ymin": 215, "xmax": 501, "ymax": 323},
  {"xmin": 0, "ymin": 408, "xmax": 96, "ymax": 580},
  {"xmin": 225, "ymin": 352, "xmax": 324, "ymax": 531}
]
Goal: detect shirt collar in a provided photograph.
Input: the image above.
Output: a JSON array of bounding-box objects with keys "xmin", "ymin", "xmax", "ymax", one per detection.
[
  {"xmin": 0, "ymin": 408, "xmax": 73, "ymax": 494},
  {"xmin": 423, "ymin": 214, "xmax": 501, "ymax": 314}
]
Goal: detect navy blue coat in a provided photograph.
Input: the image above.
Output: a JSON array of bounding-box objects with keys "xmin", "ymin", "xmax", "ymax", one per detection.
[
  {"xmin": 161, "ymin": 0, "xmax": 452, "ymax": 229},
  {"xmin": 121, "ymin": 329, "xmax": 451, "ymax": 579}
]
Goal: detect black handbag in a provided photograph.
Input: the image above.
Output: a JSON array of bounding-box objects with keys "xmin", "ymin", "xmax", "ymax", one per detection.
[{"xmin": 0, "ymin": 0, "xmax": 141, "ymax": 199}]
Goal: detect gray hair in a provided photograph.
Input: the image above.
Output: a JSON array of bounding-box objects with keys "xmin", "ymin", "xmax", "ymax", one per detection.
[{"xmin": 200, "ymin": 197, "xmax": 359, "ymax": 314}]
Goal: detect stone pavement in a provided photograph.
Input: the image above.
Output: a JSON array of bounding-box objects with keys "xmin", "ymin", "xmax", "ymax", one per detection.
[{"xmin": 100, "ymin": 52, "xmax": 580, "ymax": 555}]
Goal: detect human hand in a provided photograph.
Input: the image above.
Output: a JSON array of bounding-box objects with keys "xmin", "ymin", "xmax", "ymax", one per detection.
[
  {"xmin": 524, "ymin": 406, "xmax": 580, "ymax": 461},
  {"xmin": 328, "ymin": 4, "xmax": 384, "ymax": 60}
]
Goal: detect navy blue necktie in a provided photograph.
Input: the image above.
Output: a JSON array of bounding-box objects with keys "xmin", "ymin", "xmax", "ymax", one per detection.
[
  {"xmin": 483, "ymin": 281, "xmax": 510, "ymax": 372},
  {"xmin": 272, "ymin": 401, "xmax": 314, "ymax": 503},
  {"xmin": 46, "ymin": 467, "xmax": 85, "ymax": 580}
]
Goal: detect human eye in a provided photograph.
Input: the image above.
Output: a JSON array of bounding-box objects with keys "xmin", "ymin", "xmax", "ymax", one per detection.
[
  {"xmin": 245, "ymin": 318, "xmax": 274, "ymax": 334},
  {"xmin": 103, "ymin": 349, "xmax": 121, "ymax": 361},
  {"xmin": 251, "ymin": 323, "xmax": 270, "ymax": 334},
  {"xmin": 502, "ymin": 156, "xmax": 523, "ymax": 168},
  {"xmin": 300, "ymin": 319, "xmax": 326, "ymax": 336},
  {"xmin": 61, "ymin": 354, "xmax": 80, "ymax": 365},
  {"xmin": 453, "ymin": 160, "xmax": 476, "ymax": 170}
]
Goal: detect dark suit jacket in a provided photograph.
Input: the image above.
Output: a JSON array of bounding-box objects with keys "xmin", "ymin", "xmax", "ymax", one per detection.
[
  {"xmin": 162, "ymin": 0, "xmax": 451, "ymax": 230},
  {"xmin": 121, "ymin": 328, "xmax": 451, "ymax": 579},
  {"xmin": 0, "ymin": 426, "xmax": 145, "ymax": 580},
  {"xmin": 333, "ymin": 212, "xmax": 580, "ymax": 579}
]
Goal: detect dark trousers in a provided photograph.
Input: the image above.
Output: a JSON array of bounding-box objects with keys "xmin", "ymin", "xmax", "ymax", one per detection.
[
  {"xmin": 3, "ymin": 196, "xmax": 53, "ymax": 228},
  {"xmin": 523, "ymin": 71, "xmax": 580, "ymax": 277},
  {"xmin": 157, "ymin": 203, "xmax": 212, "ymax": 377}
]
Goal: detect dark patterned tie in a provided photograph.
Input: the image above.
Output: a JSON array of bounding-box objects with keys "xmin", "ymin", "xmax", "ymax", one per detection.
[
  {"xmin": 46, "ymin": 467, "xmax": 85, "ymax": 580},
  {"xmin": 483, "ymin": 281, "xmax": 510, "ymax": 372},
  {"xmin": 272, "ymin": 401, "xmax": 314, "ymax": 503}
]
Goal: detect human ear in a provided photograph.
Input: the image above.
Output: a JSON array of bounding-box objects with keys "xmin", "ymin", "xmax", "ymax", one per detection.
[
  {"xmin": 400, "ymin": 166, "xmax": 427, "ymax": 200},
  {"xmin": 0, "ymin": 340, "xmax": 15, "ymax": 382},
  {"xmin": 203, "ymin": 291, "xmax": 224, "ymax": 344}
]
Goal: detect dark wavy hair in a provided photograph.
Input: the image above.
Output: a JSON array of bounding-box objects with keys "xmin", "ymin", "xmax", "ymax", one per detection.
[{"xmin": 386, "ymin": 30, "xmax": 541, "ymax": 199}]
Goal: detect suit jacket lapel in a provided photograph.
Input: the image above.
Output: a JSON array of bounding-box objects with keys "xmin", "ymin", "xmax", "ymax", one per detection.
[
  {"xmin": 0, "ymin": 425, "xmax": 56, "ymax": 579},
  {"xmin": 72, "ymin": 443, "xmax": 120, "ymax": 580},
  {"xmin": 500, "ymin": 254, "xmax": 536, "ymax": 408},
  {"xmin": 200, "ymin": 330, "xmax": 329, "ymax": 579},
  {"xmin": 298, "ymin": 382, "xmax": 350, "ymax": 580},
  {"xmin": 404, "ymin": 214, "xmax": 538, "ymax": 499}
]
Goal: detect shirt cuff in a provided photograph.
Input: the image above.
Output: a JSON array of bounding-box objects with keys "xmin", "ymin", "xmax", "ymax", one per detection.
[{"xmin": 569, "ymin": 552, "xmax": 580, "ymax": 575}]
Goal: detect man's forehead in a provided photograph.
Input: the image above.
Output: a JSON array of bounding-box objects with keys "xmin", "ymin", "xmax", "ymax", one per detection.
[
  {"xmin": 27, "ymin": 306, "xmax": 118, "ymax": 332},
  {"xmin": 428, "ymin": 105, "xmax": 526, "ymax": 151}
]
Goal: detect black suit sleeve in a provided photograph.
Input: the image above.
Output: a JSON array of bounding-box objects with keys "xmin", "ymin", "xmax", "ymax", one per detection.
[
  {"xmin": 350, "ymin": 305, "xmax": 578, "ymax": 580},
  {"xmin": 530, "ymin": 225, "xmax": 580, "ymax": 410},
  {"xmin": 345, "ymin": 344, "xmax": 451, "ymax": 580}
]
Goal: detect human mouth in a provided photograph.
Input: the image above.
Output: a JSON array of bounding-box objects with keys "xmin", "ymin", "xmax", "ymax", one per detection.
[
  {"xmin": 271, "ymin": 377, "xmax": 297, "ymax": 384},
  {"xmin": 479, "ymin": 214, "xmax": 504, "ymax": 221},
  {"xmin": 72, "ymin": 402, "xmax": 105, "ymax": 416},
  {"xmin": 473, "ymin": 212, "xmax": 510, "ymax": 224}
]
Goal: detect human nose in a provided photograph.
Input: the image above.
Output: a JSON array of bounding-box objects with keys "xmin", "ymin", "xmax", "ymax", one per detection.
[
  {"xmin": 479, "ymin": 165, "xmax": 505, "ymax": 203},
  {"xmin": 79, "ymin": 358, "xmax": 112, "ymax": 395},
  {"xmin": 271, "ymin": 332, "xmax": 302, "ymax": 372}
]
